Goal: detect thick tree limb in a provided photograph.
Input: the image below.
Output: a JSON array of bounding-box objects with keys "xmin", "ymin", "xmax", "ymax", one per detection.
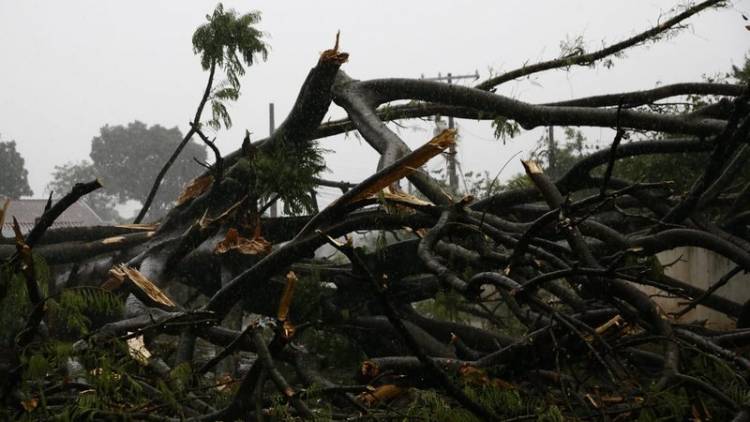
[{"xmin": 362, "ymin": 78, "xmax": 726, "ymax": 136}]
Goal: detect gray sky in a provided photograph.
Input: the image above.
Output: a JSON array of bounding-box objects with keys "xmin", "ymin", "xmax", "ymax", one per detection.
[{"xmin": 1, "ymin": 1, "xmax": 748, "ymax": 211}]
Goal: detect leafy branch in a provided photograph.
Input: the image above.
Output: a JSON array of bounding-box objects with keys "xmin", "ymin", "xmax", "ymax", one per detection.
[{"xmin": 134, "ymin": 3, "xmax": 268, "ymax": 223}]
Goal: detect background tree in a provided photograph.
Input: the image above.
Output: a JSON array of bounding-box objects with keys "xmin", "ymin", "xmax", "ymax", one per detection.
[
  {"xmin": 89, "ymin": 121, "xmax": 207, "ymax": 221},
  {"xmin": 47, "ymin": 161, "xmax": 120, "ymax": 222},
  {"xmin": 0, "ymin": 138, "xmax": 33, "ymax": 199},
  {"xmin": 732, "ymin": 53, "xmax": 750, "ymax": 83}
]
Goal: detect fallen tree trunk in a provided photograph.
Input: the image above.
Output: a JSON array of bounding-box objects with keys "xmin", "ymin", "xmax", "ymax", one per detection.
[{"xmin": 3, "ymin": 5, "xmax": 750, "ymax": 419}]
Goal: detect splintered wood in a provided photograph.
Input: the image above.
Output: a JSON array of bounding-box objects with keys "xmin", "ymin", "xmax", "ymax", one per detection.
[
  {"xmin": 198, "ymin": 197, "xmax": 247, "ymax": 229},
  {"xmin": 176, "ymin": 174, "xmax": 213, "ymax": 205},
  {"xmin": 101, "ymin": 236, "xmax": 127, "ymax": 244},
  {"xmin": 357, "ymin": 384, "xmax": 404, "ymax": 407},
  {"xmin": 346, "ymin": 129, "xmax": 456, "ymax": 204},
  {"xmin": 521, "ymin": 159, "xmax": 544, "ymax": 175},
  {"xmin": 277, "ymin": 271, "xmax": 298, "ymax": 322},
  {"xmin": 360, "ymin": 360, "xmax": 380, "ymax": 380},
  {"xmin": 276, "ymin": 271, "xmax": 299, "ymax": 339},
  {"xmin": 459, "ymin": 364, "xmax": 515, "ymax": 389},
  {"xmin": 378, "ymin": 186, "xmax": 432, "ymax": 207},
  {"xmin": 213, "ymin": 227, "xmax": 271, "ymax": 255},
  {"xmin": 113, "ymin": 223, "xmax": 158, "ymax": 231},
  {"xmin": 126, "ymin": 334, "xmax": 152, "ymax": 365},
  {"xmin": 319, "ymin": 30, "xmax": 349, "ymax": 65},
  {"xmin": 107, "ymin": 264, "xmax": 176, "ymax": 309}
]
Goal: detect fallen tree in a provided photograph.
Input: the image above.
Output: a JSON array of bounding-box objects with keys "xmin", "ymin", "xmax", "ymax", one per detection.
[{"xmin": 2, "ymin": 1, "xmax": 750, "ymax": 420}]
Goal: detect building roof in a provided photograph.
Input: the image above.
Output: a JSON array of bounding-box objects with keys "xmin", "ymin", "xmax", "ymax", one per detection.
[{"xmin": 1, "ymin": 198, "xmax": 104, "ymax": 237}]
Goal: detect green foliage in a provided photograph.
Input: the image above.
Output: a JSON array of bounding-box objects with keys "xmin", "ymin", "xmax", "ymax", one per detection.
[
  {"xmin": 192, "ymin": 4, "xmax": 268, "ymax": 78},
  {"xmin": 169, "ymin": 362, "xmax": 193, "ymax": 392},
  {"xmin": 0, "ymin": 255, "xmax": 50, "ymax": 346},
  {"xmin": 632, "ymin": 349, "xmax": 746, "ymax": 421},
  {"xmin": 268, "ymin": 393, "xmax": 294, "ymax": 420},
  {"xmin": 24, "ymin": 353, "xmax": 48, "ymax": 381},
  {"xmin": 0, "ymin": 262, "xmax": 162, "ymax": 421},
  {"xmin": 636, "ymin": 385, "xmax": 690, "ymax": 421},
  {"xmin": 0, "ymin": 256, "xmax": 120, "ymax": 346},
  {"xmin": 250, "ymin": 140, "xmax": 326, "ymax": 215},
  {"xmin": 0, "ymin": 137, "xmax": 33, "ymax": 198},
  {"xmin": 464, "ymin": 384, "xmax": 523, "ymax": 415},
  {"xmin": 209, "ymin": 93, "xmax": 234, "ymax": 130},
  {"xmin": 537, "ymin": 405, "xmax": 565, "ymax": 422},
  {"xmin": 10, "ymin": 333, "xmax": 220, "ymax": 421},
  {"xmin": 66, "ymin": 345, "xmax": 160, "ymax": 418},
  {"xmin": 192, "ymin": 3, "xmax": 268, "ymax": 130},
  {"xmin": 405, "ymin": 389, "xmax": 478, "ymax": 421},
  {"xmin": 404, "ymin": 383, "xmax": 563, "ymax": 421},
  {"xmin": 491, "ymin": 116, "xmax": 520, "ymax": 143},
  {"xmin": 684, "ymin": 351, "xmax": 747, "ymax": 416},
  {"xmin": 46, "ymin": 287, "xmax": 123, "ymax": 336},
  {"xmin": 613, "ymin": 150, "xmax": 710, "ymax": 194}
]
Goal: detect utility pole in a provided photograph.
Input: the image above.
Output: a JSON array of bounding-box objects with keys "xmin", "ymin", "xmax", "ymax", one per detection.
[
  {"xmin": 420, "ymin": 70, "xmax": 479, "ymax": 193},
  {"xmin": 269, "ymin": 103, "xmax": 277, "ymax": 218}
]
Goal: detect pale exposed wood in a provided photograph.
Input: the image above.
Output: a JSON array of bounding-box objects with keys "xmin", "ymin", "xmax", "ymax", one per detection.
[
  {"xmin": 345, "ymin": 129, "xmax": 456, "ymax": 204},
  {"xmin": 109, "ymin": 264, "xmax": 177, "ymax": 309},
  {"xmin": 277, "ymin": 271, "xmax": 298, "ymax": 322},
  {"xmin": 214, "ymin": 228, "xmax": 271, "ymax": 255},
  {"xmin": 357, "ymin": 384, "xmax": 404, "ymax": 407},
  {"xmin": 176, "ymin": 174, "xmax": 214, "ymax": 206},
  {"xmin": 113, "ymin": 223, "xmax": 158, "ymax": 231}
]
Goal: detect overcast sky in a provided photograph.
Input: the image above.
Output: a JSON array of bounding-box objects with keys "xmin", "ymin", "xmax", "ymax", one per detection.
[{"xmin": 0, "ymin": 1, "xmax": 748, "ymax": 212}]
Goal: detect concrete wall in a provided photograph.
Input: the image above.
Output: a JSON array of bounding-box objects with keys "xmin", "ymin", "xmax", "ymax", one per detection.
[{"xmin": 647, "ymin": 247, "xmax": 750, "ymax": 329}]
